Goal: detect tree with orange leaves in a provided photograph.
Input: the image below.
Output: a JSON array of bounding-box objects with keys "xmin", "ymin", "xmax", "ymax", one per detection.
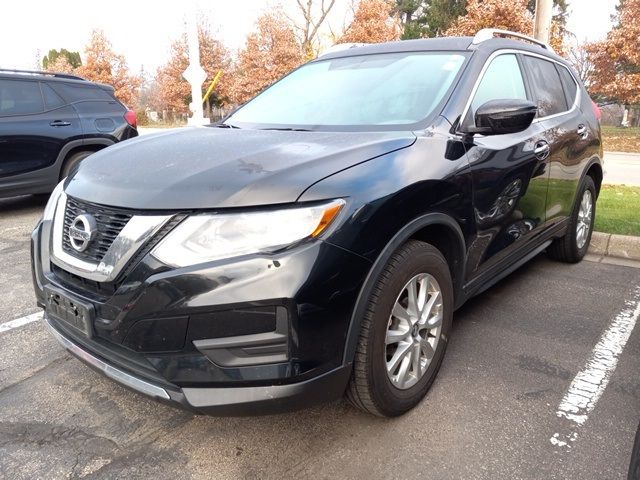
[
  {"xmin": 586, "ymin": 0, "xmax": 640, "ymax": 104},
  {"xmin": 75, "ymin": 30, "xmax": 142, "ymax": 108},
  {"xmin": 338, "ymin": 0, "xmax": 402, "ymax": 44},
  {"xmin": 445, "ymin": 0, "xmax": 565, "ymax": 54},
  {"xmin": 228, "ymin": 12, "xmax": 306, "ymax": 105},
  {"xmin": 43, "ymin": 55, "xmax": 75, "ymax": 75},
  {"xmin": 154, "ymin": 25, "xmax": 231, "ymax": 115}
]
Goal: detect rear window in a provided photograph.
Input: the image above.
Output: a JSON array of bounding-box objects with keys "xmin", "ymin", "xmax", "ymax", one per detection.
[
  {"xmin": 0, "ymin": 79, "xmax": 44, "ymax": 116},
  {"xmin": 52, "ymin": 83, "xmax": 115, "ymax": 102},
  {"xmin": 522, "ymin": 56, "xmax": 568, "ymax": 117}
]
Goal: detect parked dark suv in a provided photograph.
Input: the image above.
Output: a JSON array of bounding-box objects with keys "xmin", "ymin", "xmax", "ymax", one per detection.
[
  {"xmin": 0, "ymin": 69, "xmax": 137, "ymax": 198},
  {"xmin": 31, "ymin": 30, "xmax": 602, "ymax": 417}
]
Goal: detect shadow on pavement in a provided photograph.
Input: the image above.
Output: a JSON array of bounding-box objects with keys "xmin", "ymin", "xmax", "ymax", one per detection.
[{"xmin": 0, "ymin": 194, "xmax": 48, "ymax": 216}]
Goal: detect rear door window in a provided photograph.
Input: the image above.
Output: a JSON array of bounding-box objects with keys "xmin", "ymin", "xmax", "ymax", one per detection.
[
  {"xmin": 471, "ymin": 54, "xmax": 528, "ymax": 115},
  {"xmin": 51, "ymin": 83, "xmax": 115, "ymax": 102},
  {"xmin": 522, "ymin": 56, "xmax": 568, "ymax": 117},
  {"xmin": 0, "ymin": 79, "xmax": 44, "ymax": 116},
  {"xmin": 41, "ymin": 83, "xmax": 66, "ymax": 110}
]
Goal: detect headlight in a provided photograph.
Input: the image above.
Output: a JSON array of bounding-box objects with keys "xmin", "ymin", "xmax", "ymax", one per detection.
[
  {"xmin": 151, "ymin": 199, "xmax": 345, "ymax": 267},
  {"xmin": 42, "ymin": 180, "xmax": 66, "ymax": 221}
]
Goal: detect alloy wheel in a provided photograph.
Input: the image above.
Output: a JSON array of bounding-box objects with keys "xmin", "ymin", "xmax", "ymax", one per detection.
[
  {"xmin": 385, "ymin": 273, "xmax": 443, "ymax": 390},
  {"xmin": 576, "ymin": 189, "xmax": 593, "ymax": 250}
]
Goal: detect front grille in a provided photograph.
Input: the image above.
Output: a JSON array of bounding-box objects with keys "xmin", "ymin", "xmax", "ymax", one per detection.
[
  {"xmin": 62, "ymin": 196, "xmax": 133, "ymax": 263},
  {"xmin": 51, "ymin": 263, "xmax": 118, "ymax": 301}
]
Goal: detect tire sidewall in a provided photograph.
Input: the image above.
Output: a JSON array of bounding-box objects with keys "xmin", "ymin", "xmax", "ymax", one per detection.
[
  {"xmin": 367, "ymin": 245, "xmax": 453, "ymax": 416},
  {"xmin": 61, "ymin": 151, "xmax": 92, "ymax": 179},
  {"xmin": 570, "ymin": 176, "xmax": 597, "ymax": 260}
]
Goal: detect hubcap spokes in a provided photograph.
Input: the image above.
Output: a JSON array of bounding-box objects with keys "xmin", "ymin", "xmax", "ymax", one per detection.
[
  {"xmin": 385, "ymin": 273, "xmax": 443, "ymax": 390},
  {"xmin": 576, "ymin": 190, "xmax": 593, "ymax": 249}
]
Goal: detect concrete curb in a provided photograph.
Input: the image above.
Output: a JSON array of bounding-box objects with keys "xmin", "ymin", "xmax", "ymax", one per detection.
[{"xmin": 589, "ymin": 231, "xmax": 640, "ymax": 263}]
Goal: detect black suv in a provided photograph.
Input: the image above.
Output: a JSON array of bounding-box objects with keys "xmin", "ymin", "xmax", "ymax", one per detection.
[
  {"xmin": 0, "ymin": 69, "xmax": 137, "ymax": 198},
  {"xmin": 31, "ymin": 30, "xmax": 602, "ymax": 417}
]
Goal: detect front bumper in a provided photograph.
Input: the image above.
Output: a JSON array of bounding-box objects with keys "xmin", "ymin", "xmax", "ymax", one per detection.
[
  {"xmin": 45, "ymin": 315, "xmax": 352, "ymax": 415},
  {"xmin": 32, "ymin": 214, "xmax": 371, "ymax": 414}
]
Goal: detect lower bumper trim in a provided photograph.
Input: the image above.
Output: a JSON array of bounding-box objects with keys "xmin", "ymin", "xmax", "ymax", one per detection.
[
  {"xmin": 44, "ymin": 314, "xmax": 352, "ymax": 415},
  {"xmin": 44, "ymin": 315, "xmax": 170, "ymax": 400}
]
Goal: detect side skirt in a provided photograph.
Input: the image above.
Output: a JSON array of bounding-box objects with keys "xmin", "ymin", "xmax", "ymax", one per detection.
[{"xmin": 460, "ymin": 219, "xmax": 567, "ymax": 303}]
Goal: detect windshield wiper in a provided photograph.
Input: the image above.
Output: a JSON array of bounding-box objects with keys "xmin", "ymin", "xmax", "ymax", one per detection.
[
  {"xmin": 261, "ymin": 127, "xmax": 312, "ymax": 132},
  {"xmin": 213, "ymin": 122, "xmax": 241, "ymax": 129}
]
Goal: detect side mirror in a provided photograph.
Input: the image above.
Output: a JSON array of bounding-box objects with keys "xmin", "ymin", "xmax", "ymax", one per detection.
[{"xmin": 463, "ymin": 99, "xmax": 537, "ymax": 136}]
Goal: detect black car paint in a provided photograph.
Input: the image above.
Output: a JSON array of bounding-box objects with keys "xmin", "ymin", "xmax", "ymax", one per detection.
[
  {"xmin": 66, "ymin": 128, "xmax": 416, "ymax": 209},
  {"xmin": 31, "ymin": 36, "xmax": 603, "ymax": 414},
  {"xmin": 0, "ymin": 74, "xmax": 137, "ymax": 198}
]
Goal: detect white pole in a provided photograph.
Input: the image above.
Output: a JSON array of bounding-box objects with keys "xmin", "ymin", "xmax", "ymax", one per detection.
[
  {"xmin": 533, "ymin": 0, "xmax": 553, "ymax": 44},
  {"xmin": 183, "ymin": 2, "xmax": 208, "ymax": 125}
]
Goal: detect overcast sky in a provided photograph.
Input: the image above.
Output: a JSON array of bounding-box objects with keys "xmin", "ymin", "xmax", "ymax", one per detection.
[{"xmin": 1, "ymin": 0, "xmax": 620, "ymax": 74}]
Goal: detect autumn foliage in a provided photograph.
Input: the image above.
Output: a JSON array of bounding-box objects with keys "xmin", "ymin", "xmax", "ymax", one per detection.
[
  {"xmin": 228, "ymin": 12, "xmax": 306, "ymax": 105},
  {"xmin": 43, "ymin": 56, "xmax": 75, "ymax": 75},
  {"xmin": 75, "ymin": 30, "xmax": 142, "ymax": 108},
  {"xmin": 339, "ymin": 0, "xmax": 402, "ymax": 44},
  {"xmin": 586, "ymin": 0, "xmax": 640, "ymax": 104},
  {"xmin": 154, "ymin": 26, "xmax": 231, "ymax": 115},
  {"xmin": 445, "ymin": 0, "xmax": 565, "ymax": 54}
]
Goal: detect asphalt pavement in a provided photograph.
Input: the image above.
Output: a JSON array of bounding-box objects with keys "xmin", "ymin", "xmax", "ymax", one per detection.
[{"xmin": 1, "ymin": 195, "xmax": 639, "ymax": 480}]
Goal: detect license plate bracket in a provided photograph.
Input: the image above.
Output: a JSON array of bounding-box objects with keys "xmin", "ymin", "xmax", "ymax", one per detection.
[{"xmin": 44, "ymin": 286, "xmax": 94, "ymax": 337}]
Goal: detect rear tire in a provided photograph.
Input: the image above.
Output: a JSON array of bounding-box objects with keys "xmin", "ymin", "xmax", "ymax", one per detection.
[
  {"xmin": 548, "ymin": 176, "xmax": 596, "ymax": 263},
  {"xmin": 346, "ymin": 240, "xmax": 453, "ymax": 417},
  {"xmin": 60, "ymin": 151, "xmax": 93, "ymax": 179}
]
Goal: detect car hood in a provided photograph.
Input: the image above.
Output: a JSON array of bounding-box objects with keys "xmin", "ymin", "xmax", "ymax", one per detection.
[{"xmin": 65, "ymin": 127, "xmax": 416, "ymax": 210}]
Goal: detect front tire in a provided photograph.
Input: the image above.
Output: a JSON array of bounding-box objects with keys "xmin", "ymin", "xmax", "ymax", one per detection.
[
  {"xmin": 60, "ymin": 151, "xmax": 93, "ymax": 180},
  {"xmin": 346, "ymin": 240, "xmax": 453, "ymax": 417},
  {"xmin": 548, "ymin": 176, "xmax": 596, "ymax": 263}
]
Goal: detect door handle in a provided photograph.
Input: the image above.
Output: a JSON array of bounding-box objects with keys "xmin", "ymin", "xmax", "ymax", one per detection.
[
  {"xmin": 577, "ymin": 124, "xmax": 588, "ymax": 139},
  {"xmin": 50, "ymin": 120, "xmax": 71, "ymax": 127},
  {"xmin": 534, "ymin": 140, "xmax": 550, "ymax": 160}
]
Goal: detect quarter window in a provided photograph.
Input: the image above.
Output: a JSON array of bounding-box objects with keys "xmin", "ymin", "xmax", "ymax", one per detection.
[
  {"xmin": 471, "ymin": 54, "xmax": 527, "ymax": 115},
  {"xmin": 558, "ymin": 66, "xmax": 578, "ymax": 108},
  {"xmin": 0, "ymin": 80, "xmax": 44, "ymax": 116},
  {"xmin": 522, "ymin": 56, "xmax": 568, "ymax": 117}
]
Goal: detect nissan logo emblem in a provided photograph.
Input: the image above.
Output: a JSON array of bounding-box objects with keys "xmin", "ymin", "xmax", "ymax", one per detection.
[{"xmin": 68, "ymin": 214, "xmax": 97, "ymax": 252}]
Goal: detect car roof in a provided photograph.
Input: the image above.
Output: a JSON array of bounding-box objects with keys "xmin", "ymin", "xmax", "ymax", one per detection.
[
  {"xmin": 317, "ymin": 35, "xmax": 568, "ymax": 67},
  {"xmin": 0, "ymin": 69, "xmax": 115, "ymax": 91}
]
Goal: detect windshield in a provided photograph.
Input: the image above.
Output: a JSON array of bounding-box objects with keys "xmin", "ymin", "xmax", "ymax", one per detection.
[{"xmin": 226, "ymin": 51, "xmax": 467, "ymax": 130}]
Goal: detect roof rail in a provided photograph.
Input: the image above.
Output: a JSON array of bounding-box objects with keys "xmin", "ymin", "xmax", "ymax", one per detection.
[
  {"xmin": 0, "ymin": 68, "xmax": 85, "ymax": 81},
  {"xmin": 472, "ymin": 29, "xmax": 554, "ymax": 52},
  {"xmin": 318, "ymin": 43, "xmax": 369, "ymax": 57}
]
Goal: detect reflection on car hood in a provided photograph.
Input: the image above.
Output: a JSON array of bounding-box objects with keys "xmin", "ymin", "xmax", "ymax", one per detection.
[{"xmin": 65, "ymin": 127, "xmax": 416, "ymax": 209}]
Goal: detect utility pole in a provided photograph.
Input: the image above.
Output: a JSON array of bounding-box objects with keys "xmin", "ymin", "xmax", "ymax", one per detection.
[{"xmin": 533, "ymin": 0, "xmax": 553, "ymax": 43}]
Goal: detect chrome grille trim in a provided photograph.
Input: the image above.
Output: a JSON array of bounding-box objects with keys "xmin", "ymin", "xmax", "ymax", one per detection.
[
  {"xmin": 62, "ymin": 197, "xmax": 133, "ymax": 262},
  {"xmin": 50, "ymin": 192, "xmax": 172, "ymax": 282}
]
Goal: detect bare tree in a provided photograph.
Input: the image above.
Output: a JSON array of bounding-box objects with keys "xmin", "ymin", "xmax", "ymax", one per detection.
[
  {"xmin": 566, "ymin": 39, "xmax": 594, "ymax": 88},
  {"xmin": 291, "ymin": 0, "xmax": 337, "ymax": 56}
]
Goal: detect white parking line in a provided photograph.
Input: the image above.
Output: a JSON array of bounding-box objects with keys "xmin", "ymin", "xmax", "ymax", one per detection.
[
  {"xmin": 0, "ymin": 311, "xmax": 43, "ymax": 334},
  {"xmin": 550, "ymin": 285, "xmax": 640, "ymax": 449}
]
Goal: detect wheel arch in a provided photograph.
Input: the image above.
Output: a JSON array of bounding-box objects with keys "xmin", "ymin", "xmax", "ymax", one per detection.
[
  {"xmin": 55, "ymin": 139, "xmax": 114, "ymax": 180},
  {"xmin": 584, "ymin": 160, "xmax": 603, "ymax": 198},
  {"xmin": 342, "ymin": 212, "xmax": 466, "ymax": 365}
]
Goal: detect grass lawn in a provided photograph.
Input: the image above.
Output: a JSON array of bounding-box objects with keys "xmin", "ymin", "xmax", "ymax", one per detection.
[
  {"xmin": 602, "ymin": 126, "xmax": 640, "ymax": 153},
  {"xmin": 595, "ymin": 185, "xmax": 640, "ymax": 236}
]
